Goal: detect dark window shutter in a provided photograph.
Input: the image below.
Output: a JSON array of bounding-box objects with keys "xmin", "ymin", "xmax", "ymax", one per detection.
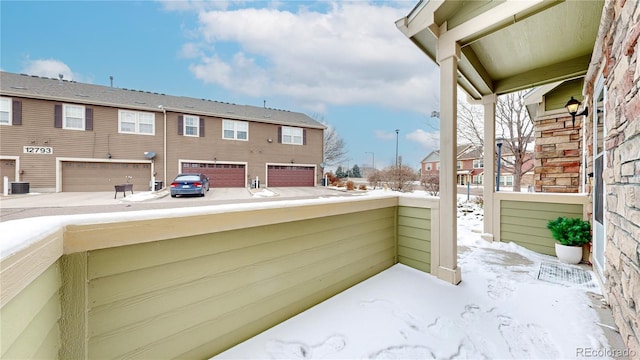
[
  {"xmin": 303, "ymin": 129, "xmax": 307, "ymax": 145},
  {"xmin": 12, "ymin": 100, "xmax": 22, "ymax": 125},
  {"xmin": 54, "ymin": 104, "xmax": 62, "ymax": 128},
  {"xmin": 85, "ymin": 108, "xmax": 93, "ymax": 131},
  {"xmin": 178, "ymin": 115, "xmax": 183, "ymax": 135},
  {"xmin": 277, "ymin": 126, "xmax": 282, "ymax": 143},
  {"xmin": 199, "ymin": 117, "xmax": 205, "ymax": 137}
]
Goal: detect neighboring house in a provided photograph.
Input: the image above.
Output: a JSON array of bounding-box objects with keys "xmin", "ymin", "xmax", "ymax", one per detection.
[
  {"xmin": 456, "ymin": 145, "xmax": 483, "ymax": 186},
  {"xmin": 397, "ymin": 0, "xmax": 638, "ymax": 352},
  {"xmin": 421, "ymin": 144, "xmax": 534, "ymax": 188},
  {"xmin": 0, "ymin": 72, "xmax": 326, "ymax": 193},
  {"xmin": 419, "ymin": 149, "xmax": 441, "ymax": 176},
  {"xmin": 420, "ymin": 144, "xmax": 470, "ymax": 178}
]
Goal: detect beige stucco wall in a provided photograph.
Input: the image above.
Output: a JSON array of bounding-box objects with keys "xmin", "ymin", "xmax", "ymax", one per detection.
[
  {"xmin": 0, "ymin": 97, "xmax": 324, "ymax": 191},
  {"xmin": 583, "ymin": 0, "xmax": 640, "ymax": 353}
]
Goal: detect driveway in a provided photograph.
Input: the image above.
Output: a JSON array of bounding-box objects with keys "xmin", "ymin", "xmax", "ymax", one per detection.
[{"xmin": 0, "ymin": 186, "xmax": 353, "ymax": 222}]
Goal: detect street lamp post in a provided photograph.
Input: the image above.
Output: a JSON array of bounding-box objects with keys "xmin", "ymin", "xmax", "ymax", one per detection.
[
  {"xmin": 395, "ymin": 129, "xmax": 400, "ymax": 168},
  {"xmin": 365, "ymin": 152, "xmax": 375, "ymax": 174},
  {"xmin": 496, "ymin": 137, "xmax": 504, "ymax": 191}
]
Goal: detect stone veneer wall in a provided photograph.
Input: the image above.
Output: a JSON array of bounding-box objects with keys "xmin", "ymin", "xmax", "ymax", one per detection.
[
  {"xmin": 584, "ymin": 0, "xmax": 640, "ymax": 354},
  {"xmin": 534, "ymin": 114, "xmax": 581, "ymax": 193}
]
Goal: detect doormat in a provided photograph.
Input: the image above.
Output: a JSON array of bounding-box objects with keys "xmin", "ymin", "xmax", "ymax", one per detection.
[{"xmin": 537, "ymin": 262, "xmax": 597, "ymax": 288}]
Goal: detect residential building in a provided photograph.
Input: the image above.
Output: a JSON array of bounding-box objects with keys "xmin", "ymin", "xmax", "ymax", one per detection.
[
  {"xmin": 2, "ymin": 0, "xmax": 639, "ymax": 358},
  {"xmin": 421, "ymin": 144, "xmax": 534, "ymax": 188},
  {"xmin": 397, "ymin": 0, "xmax": 638, "ymax": 352},
  {"xmin": 0, "ymin": 72, "xmax": 326, "ymax": 194}
]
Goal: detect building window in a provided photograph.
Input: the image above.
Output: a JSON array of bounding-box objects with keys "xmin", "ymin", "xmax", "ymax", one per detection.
[
  {"xmin": 282, "ymin": 126, "xmax": 303, "ymax": 145},
  {"xmin": 0, "ymin": 97, "xmax": 10, "ymax": 125},
  {"xmin": 436, "ymin": 163, "xmax": 440, "ymax": 170},
  {"xmin": 473, "ymin": 174, "xmax": 484, "ymax": 184},
  {"xmin": 119, "ymin": 110, "xmax": 155, "ymax": 135},
  {"xmin": 473, "ymin": 159, "xmax": 484, "ymax": 168},
  {"xmin": 223, "ymin": 120, "xmax": 248, "ymax": 140},
  {"xmin": 64, "ymin": 104, "xmax": 85, "ymax": 130},
  {"xmin": 456, "ymin": 161, "xmax": 462, "ymax": 170},
  {"xmin": 426, "ymin": 163, "xmax": 432, "ymax": 171},
  {"xmin": 500, "ymin": 175, "xmax": 514, "ymax": 186},
  {"xmin": 184, "ymin": 115, "xmax": 199, "ymax": 137}
]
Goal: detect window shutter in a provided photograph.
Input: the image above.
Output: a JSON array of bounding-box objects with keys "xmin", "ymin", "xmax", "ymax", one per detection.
[
  {"xmin": 178, "ymin": 115, "xmax": 183, "ymax": 135},
  {"xmin": 199, "ymin": 117, "xmax": 205, "ymax": 137},
  {"xmin": 303, "ymin": 129, "xmax": 307, "ymax": 145},
  {"xmin": 12, "ymin": 100, "xmax": 22, "ymax": 125},
  {"xmin": 277, "ymin": 126, "xmax": 282, "ymax": 143},
  {"xmin": 85, "ymin": 108, "xmax": 93, "ymax": 131},
  {"xmin": 54, "ymin": 104, "xmax": 62, "ymax": 128}
]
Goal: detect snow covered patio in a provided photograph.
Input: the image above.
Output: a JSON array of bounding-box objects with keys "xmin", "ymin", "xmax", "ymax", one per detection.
[
  {"xmin": 1, "ymin": 192, "xmax": 625, "ymax": 358},
  {"xmin": 216, "ymin": 202, "xmax": 621, "ymax": 359}
]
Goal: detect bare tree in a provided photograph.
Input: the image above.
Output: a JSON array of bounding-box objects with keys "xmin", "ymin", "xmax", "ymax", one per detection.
[
  {"xmin": 309, "ymin": 113, "xmax": 348, "ymax": 168},
  {"xmin": 496, "ymin": 91, "xmax": 535, "ymax": 192},
  {"xmin": 421, "ymin": 174, "xmax": 439, "ymax": 196},
  {"xmin": 441, "ymin": 91, "xmax": 534, "ymax": 191},
  {"xmin": 457, "ymin": 99, "xmax": 484, "ymax": 148},
  {"xmin": 381, "ymin": 163, "xmax": 418, "ymax": 192}
]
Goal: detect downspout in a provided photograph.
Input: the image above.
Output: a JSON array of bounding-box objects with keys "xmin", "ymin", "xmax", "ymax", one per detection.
[{"xmin": 160, "ymin": 105, "xmax": 167, "ymax": 187}]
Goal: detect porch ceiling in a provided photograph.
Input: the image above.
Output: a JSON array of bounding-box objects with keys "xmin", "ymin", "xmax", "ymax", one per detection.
[{"xmin": 397, "ymin": 0, "xmax": 604, "ymax": 100}]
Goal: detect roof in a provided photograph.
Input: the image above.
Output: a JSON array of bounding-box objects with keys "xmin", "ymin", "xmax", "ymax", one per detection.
[
  {"xmin": 420, "ymin": 150, "xmax": 440, "ymax": 163},
  {"xmin": 458, "ymin": 145, "xmax": 482, "ymax": 160},
  {"xmin": 421, "ymin": 144, "xmax": 474, "ymax": 163},
  {"xmin": 396, "ymin": 0, "xmax": 604, "ymax": 100},
  {"xmin": 0, "ymin": 72, "xmax": 325, "ymax": 130}
]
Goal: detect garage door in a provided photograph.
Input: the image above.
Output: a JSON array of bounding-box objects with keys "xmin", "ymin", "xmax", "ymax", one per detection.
[
  {"xmin": 181, "ymin": 162, "xmax": 245, "ymax": 188},
  {"xmin": 62, "ymin": 161, "xmax": 151, "ymax": 192},
  {"xmin": 0, "ymin": 160, "xmax": 16, "ymax": 194},
  {"xmin": 267, "ymin": 165, "xmax": 315, "ymax": 187}
]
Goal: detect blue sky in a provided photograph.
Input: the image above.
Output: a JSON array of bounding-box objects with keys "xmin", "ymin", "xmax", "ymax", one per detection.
[{"xmin": 1, "ymin": 0, "xmax": 441, "ymax": 170}]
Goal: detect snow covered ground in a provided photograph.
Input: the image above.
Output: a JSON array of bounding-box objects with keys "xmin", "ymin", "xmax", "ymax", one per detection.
[{"xmin": 215, "ymin": 193, "xmax": 612, "ymax": 359}]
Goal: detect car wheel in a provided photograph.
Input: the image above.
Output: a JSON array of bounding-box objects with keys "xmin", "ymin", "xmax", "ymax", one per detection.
[{"xmin": 171, "ymin": 194, "xmax": 177, "ymax": 198}]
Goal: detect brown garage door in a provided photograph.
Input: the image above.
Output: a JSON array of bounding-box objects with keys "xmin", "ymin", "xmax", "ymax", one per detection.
[
  {"xmin": 181, "ymin": 162, "xmax": 245, "ymax": 188},
  {"xmin": 62, "ymin": 161, "xmax": 151, "ymax": 192},
  {"xmin": 267, "ymin": 165, "xmax": 315, "ymax": 187},
  {"xmin": 0, "ymin": 160, "xmax": 16, "ymax": 194}
]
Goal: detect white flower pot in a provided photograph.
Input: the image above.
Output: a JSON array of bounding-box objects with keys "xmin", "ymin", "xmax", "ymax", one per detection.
[{"xmin": 555, "ymin": 243, "xmax": 583, "ymax": 264}]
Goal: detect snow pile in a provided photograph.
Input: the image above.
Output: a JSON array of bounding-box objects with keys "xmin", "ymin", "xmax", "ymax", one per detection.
[{"xmin": 253, "ymin": 189, "xmax": 278, "ymax": 198}]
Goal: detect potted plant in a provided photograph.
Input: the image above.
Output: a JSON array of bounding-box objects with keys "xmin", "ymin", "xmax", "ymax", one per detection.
[{"xmin": 547, "ymin": 216, "xmax": 591, "ymax": 264}]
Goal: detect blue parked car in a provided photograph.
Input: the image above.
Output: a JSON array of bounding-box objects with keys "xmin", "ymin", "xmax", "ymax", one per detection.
[{"xmin": 170, "ymin": 173, "xmax": 210, "ymax": 197}]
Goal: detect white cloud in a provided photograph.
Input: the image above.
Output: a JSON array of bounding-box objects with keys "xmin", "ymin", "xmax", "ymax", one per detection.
[
  {"xmin": 176, "ymin": 2, "xmax": 438, "ymax": 115},
  {"xmin": 374, "ymin": 130, "xmax": 398, "ymax": 141},
  {"xmin": 20, "ymin": 58, "xmax": 88, "ymax": 83},
  {"xmin": 406, "ymin": 128, "xmax": 440, "ymax": 148}
]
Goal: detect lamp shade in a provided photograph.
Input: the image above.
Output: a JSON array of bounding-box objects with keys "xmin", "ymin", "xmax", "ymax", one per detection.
[{"xmin": 565, "ymin": 97, "xmax": 581, "ymax": 115}]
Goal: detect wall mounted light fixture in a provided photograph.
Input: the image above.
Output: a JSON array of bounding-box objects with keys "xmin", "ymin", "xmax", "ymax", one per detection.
[{"xmin": 565, "ymin": 96, "xmax": 588, "ymax": 127}]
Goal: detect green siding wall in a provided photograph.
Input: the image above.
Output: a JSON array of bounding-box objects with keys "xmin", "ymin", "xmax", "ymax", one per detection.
[
  {"xmin": 397, "ymin": 206, "xmax": 431, "ymax": 272},
  {"xmin": 80, "ymin": 207, "xmax": 395, "ymax": 359},
  {"xmin": 500, "ymin": 200, "xmax": 583, "ymax": 255},
  {"xmin": 0, "ymin": 262, "xmax": 61, "ymax": 359},
  {"xmin": 545, "ymin": 78, "xmax": 584, "ymax": 111}
]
